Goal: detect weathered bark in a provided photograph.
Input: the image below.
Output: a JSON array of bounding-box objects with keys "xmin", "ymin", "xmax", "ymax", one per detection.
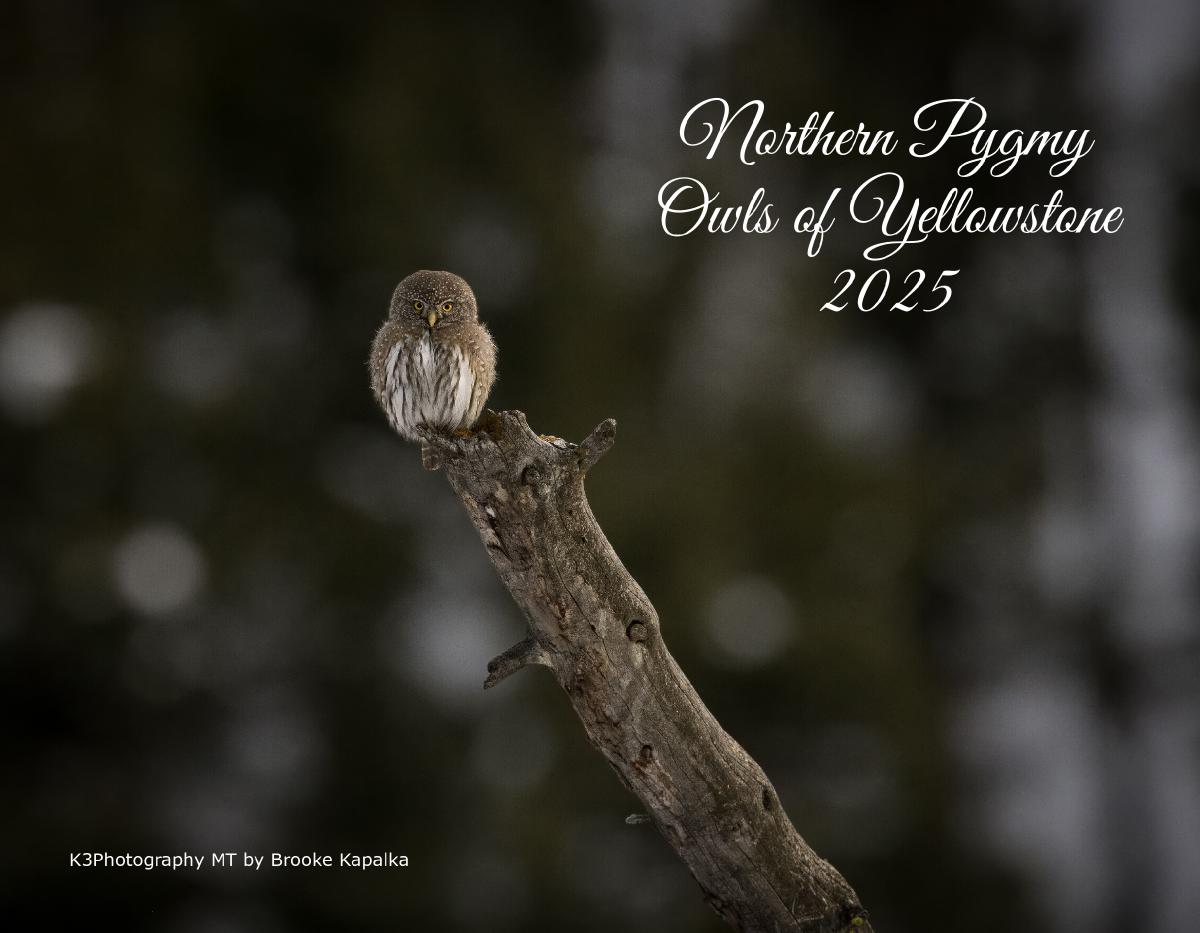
[{"xmin": 422, "ymin": 410, "xmax": 873, "ymax": 933}]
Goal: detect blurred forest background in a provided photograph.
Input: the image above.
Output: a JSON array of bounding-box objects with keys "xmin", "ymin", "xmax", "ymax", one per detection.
[{"xmin": 2, "ymin": 2, "xmax": 1198, "ymax": 932}]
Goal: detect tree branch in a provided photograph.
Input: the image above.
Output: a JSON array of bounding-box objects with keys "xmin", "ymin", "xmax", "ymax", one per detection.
[
  {"xmin": 432, "ymin": 410, "xmax": 873, "ymax": 933},
  {"xmin": 483, "ymin": 635, "xmax": 551, "ymax": 690}
]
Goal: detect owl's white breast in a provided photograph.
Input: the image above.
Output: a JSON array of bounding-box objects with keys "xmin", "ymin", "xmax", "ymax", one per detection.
[
  {"xmin": 448, "ymin": 346, "xmax": 474, "ymax": 424},
  {"xmin": 383, "ymin": 333, "xmax": 476, "ymax": 441},
  {"xmin": 414, "ymin": 333, "xmax": 438, "ymax": 386}
]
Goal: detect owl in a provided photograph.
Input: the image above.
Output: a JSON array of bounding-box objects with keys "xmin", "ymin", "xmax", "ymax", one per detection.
[{"xmin": 369, "ymin": 270, "xmax": 497, "ymax": 442}]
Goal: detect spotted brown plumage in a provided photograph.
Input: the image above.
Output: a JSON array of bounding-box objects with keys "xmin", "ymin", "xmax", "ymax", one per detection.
[{"xmin": 369, "ymin": 270, "xmax": 497, "ymax": 442}]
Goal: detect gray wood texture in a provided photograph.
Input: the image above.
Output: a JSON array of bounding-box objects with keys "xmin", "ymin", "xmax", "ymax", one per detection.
[{"xmin": 421, "ymin": 411, "xmax": 873, "ymax": 933}]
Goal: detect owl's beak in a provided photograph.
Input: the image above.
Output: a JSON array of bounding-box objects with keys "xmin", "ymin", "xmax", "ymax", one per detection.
[{"xmin": 426, "ymin": 310, "xmax": 438, "ymax": 329}]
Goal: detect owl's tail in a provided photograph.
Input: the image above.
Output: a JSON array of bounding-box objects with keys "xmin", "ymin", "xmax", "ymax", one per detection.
[{"xmin": 420, "ymin": 440, "xmax": 443, "ymax": 471}]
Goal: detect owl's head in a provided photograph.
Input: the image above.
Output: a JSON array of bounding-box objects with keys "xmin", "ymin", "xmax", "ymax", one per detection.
[{"xmin": 389, "ymin": 270, "xmax": 479, "ymax": 331}]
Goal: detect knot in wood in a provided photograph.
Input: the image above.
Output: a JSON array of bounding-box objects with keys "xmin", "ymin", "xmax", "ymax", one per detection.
[{"xmin": 521, "ymin": 463, "xmax": 544, "ymax": 486}]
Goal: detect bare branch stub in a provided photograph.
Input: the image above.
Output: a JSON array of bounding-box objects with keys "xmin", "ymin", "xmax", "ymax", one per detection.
[
  {"xmin": 576, "ymin": 417, "xmax": 616, "ymax": 472},
  {"xmin": 431, "ymin": 410, "xmax": 873, "ymax": 933},
  {"xmin": 483, "ymin": 636, "xmax": 550, "ymax": 690}
]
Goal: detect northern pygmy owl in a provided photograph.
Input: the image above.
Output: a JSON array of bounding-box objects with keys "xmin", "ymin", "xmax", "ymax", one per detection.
[{"xmin": 369, "ymin": 270, "xmax": 497, "ymax": 442}]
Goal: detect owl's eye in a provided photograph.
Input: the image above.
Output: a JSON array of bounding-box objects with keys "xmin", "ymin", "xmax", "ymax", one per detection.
[
  {"xmin": 412, "ymin": 300, "xmax": 425, "ymax": 312},
  {"xmin": 441, "ymin": 302, "xmax": 453, "ymax": 313}
]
